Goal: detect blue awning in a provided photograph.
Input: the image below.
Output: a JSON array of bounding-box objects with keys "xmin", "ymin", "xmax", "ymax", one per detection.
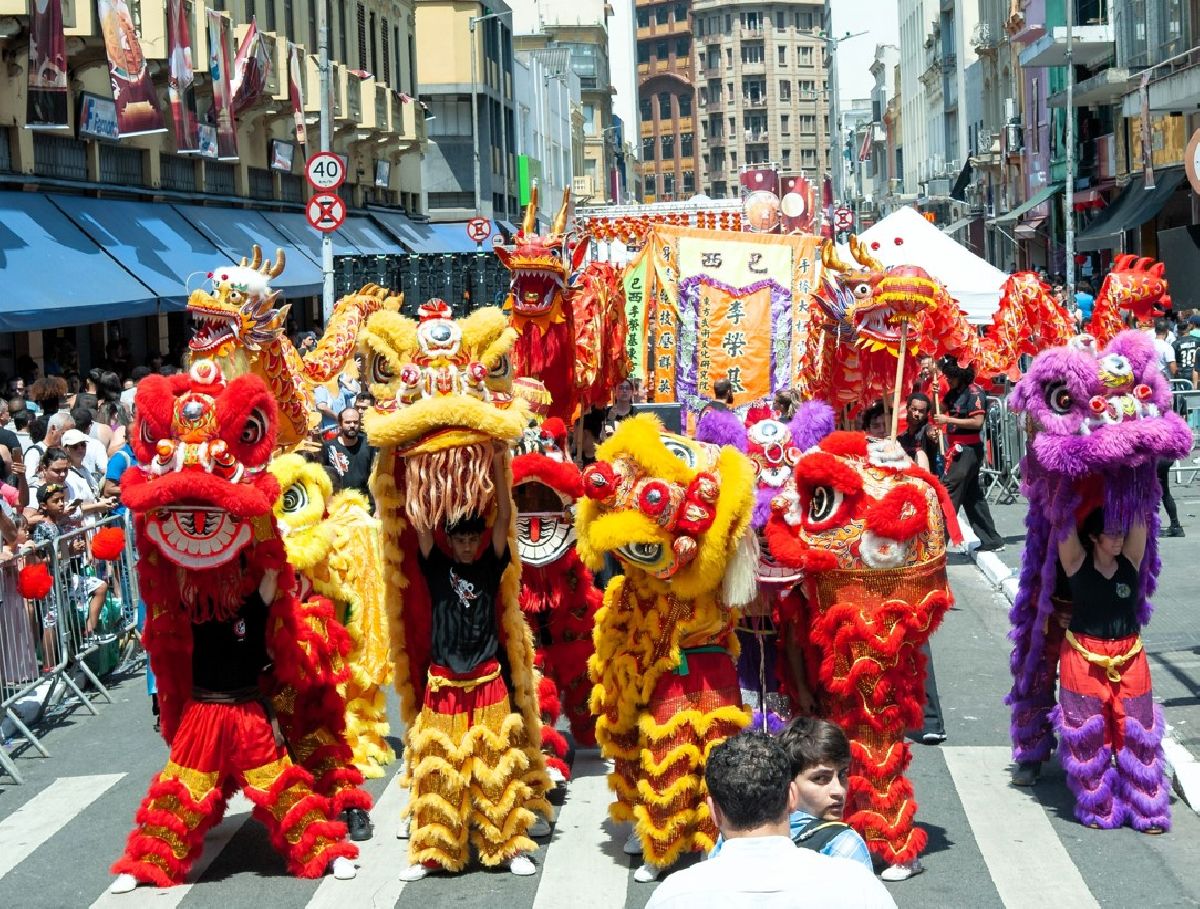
[
  {"xmin": 427, "ymin": 222, "xmax": 493, "ymax": 254},
  {"xmin": 0, "ymin": 192, "xmax": 159, "ymax": 331},
  {"xmin": 170, "ymin": 203, "xmax": 322, "ymax": 297},
  {"xmin": 338, "ymin": 215, "xmax": 405, "ymax": 256},
  {"xmin": 262, "ymin": 210, "xmax": 363, "ymax": 259},
  {"xmin": 49, "ymin": 194, "xmax": 227, "ymax": 304},
  {"xmin": 367, "ymin": 209, "xmax": 435, "ymax": 253}
]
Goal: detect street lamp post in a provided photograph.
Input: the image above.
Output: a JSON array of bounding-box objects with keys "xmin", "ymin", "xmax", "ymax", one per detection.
[
  {"xmin": 1065, "ymin": 0, "xmax": 1076, "ymax": 298},
  {"xmin": 822, "ymin": 30, "xmax": 867, "ymax": 204},
  {"xmin": 470, "ymin": 10, "xmax": 512, "ymax": 219},
  {"xmin": 317, "ymin": 0, "xmax": 333, "ymax": 321}
]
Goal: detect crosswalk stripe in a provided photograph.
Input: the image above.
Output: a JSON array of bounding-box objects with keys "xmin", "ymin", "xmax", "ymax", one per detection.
[
  {"xmin": 0, "ymin": 774, "xmax": 126, "ymax": 880},
  {"xmin": 87, "ymin": 792, "xmax": 254, "ymax": 909},
  {"xmin": 306, "ymin": 776, "xmax": 410, "ymax": 908},
  {"xmin": 532, "ymin": 753, "xmax": 630, "ymax": 909},
  {"xmin": 942, "ymin": 746, "xmax": 1100, "ymax": 909}
]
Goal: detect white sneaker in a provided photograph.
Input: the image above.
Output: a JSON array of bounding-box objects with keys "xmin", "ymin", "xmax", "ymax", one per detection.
[
  {"xmin": 547, "ymin": 765, "xmax": 566, "ymax": 784},
  {"xmin": 634, "ymin": 862, "xmax": 661, "ymax": 883},
  {"xmin": 508, "ymin": 854, "xmax": 537, "ymax": 876},
  {"xmin": 529, "ymin": 816, "xmax": 552, "ymax": 837},
  {"xmin": 396, "ymin": 818, "xmax": 410, "ymax": 839},
  {"xmin": 330, "ymin": 856, "xmax": 357, "ymax": 880},
  {"xmin": 108, "ymin": 874, "xmax": 138, "ymax": 894},
  {"xmin": 880, "ymin": 858, "xmax": 924, "ymax": 882},
  {"xmin": 623, "ymin": 829, "xmax": 643, "ymax": 855},
  {"xmin": 399, "ymin": 863, "xmax": 431, "ymax": 882}
]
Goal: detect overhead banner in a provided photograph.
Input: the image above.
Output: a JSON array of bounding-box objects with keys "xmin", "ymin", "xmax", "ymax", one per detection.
[
  {"xmin": 231, "ymin": 18, "xmax": 271, "ymax": 116},
  {"xmin": 98, "ymin": 0, "xmax": 165, "ymax": 136},
  {"xmin": 207, "ymin": 10, "xmax": 238, "ymax": 160},
  {"xmin": 642, "ymin": 226, "xmax": 821, "ymax": 415},
  {"xmin": 622, "ymin": 247, "xmax": 648, "ymax": 380},
  {"xmin": 167, "ymin": 0, "xmax": 199, "ymax": 152},
  {"xmin": 289, "ymin": 42, "xmax": 307, "ymax": 146},
  {"xmin": 26, "ymin": 0, "xmax": 69, "ymax": 129},
  {"xmin": 780, "ymin": 175, "xmax": 815, "ymax": 235},
  {"xmin": 740, "ymin": 167, "xmax": 781, "ymax": 234}
]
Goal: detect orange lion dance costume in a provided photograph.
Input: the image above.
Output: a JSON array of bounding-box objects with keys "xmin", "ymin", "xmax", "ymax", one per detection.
[
  {"xmin": 765, "ymin": 431, "xmax": 960, "ymax": 876},
  {"xmin": 576, "ymin": 415, "xmax": 757, "ymax": 880},
  {"xmin": 110, "ymin": 361, "xmax": 363, "ymax": 892}
]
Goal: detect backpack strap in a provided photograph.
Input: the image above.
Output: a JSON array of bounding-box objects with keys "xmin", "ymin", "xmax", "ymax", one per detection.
[{"xmin": 792, "ymin": 817, "xmax": 852, "ymax": 854}]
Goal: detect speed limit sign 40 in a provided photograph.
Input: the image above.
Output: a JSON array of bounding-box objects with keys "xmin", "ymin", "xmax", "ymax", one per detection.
[{"xmin": 306, "ymin": 151, "xmax": 346, "ymax": 190}]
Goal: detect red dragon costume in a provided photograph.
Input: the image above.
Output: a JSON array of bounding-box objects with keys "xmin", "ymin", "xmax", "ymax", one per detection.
[
  {"xmin": 109, "ymin": 361, "xmax": 364, "ymax": 892},
  {"xmin": 1087, "ymin": 254, "xmax": 1173, "ymax": 346},
  {"xmin": 765, "ymin": 431, "xmax": 961, "ymax": 877},
  {"xmin": 512, "ymin": 417, "xmax": 601, "ymax": 780}
]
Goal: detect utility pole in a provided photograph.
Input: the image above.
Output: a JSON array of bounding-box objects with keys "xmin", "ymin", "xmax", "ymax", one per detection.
[
  {"xmin": 1065, "ymin": 0, "xmax": 1076, "ymax": 299},
  {"xmin": 470, "ymin": 15, "xmax": 481, "ymax": 217},
  {"xmin": 318, "ymin": 0, "xmax": 334, "ymax": 321}
]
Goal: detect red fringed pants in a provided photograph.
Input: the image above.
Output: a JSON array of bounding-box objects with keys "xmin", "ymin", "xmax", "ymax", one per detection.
[{"xmin": 112, "ymin": 700, "xmax": 356, "ymax": 886}]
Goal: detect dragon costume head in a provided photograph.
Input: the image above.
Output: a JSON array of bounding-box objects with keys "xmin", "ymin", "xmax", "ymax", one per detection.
[
  {"xmin": 125, "ymin": 359, "xmax": 279, "ymax": 595},
  {"xmin": 576, "ymin": 414, "xmax": 757, "ymax": 603},
  {"xmin": 189, "ymin": 245, "xmax": 288, "ymax": 360},
  {"xmin": 511, "ymin": 417, "xmax": 582, "ymax": 568},
  {"xmin": 1089, "ymin": 254, "xmax": 1172, "ymax": 344}
]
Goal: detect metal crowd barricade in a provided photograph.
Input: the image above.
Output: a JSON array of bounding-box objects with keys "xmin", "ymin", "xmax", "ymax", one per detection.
[
  {"xmin": 1169, "ymin": 380, "xmax": 1200, "ymax": 486},
  {"xmin": 981, "ymin": 394, "xmax": 1026, "ymax": 505},
  {"xmin": 0, "ymin": 512, "xmax": 139, "ymax": 784}
]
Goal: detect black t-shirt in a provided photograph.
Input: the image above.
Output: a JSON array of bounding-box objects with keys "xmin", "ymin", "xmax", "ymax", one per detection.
[
  {"xmin": 191, "ymin": 591, "xmax": 270, "ymax": 692},
  {"xmin": 1067, "ymin": 554, "xmax": 1140, "ymax": 640},
  {"xmin": 323, "ymin": 436, "xmax": 375, "ymax": 497},
  {"xmin": 897, "ymin": 421, "xmax": 938, "ymax": 467},
  {"xmin": 419, "ymin": 543, "xmax": 510, "ymax": 674},
  {"xmin": 1174, "ymin": 335, "xmax": 1200, "ymax": 376},
  {"xmin": 942, "ymin": 384, "xmax": 987, "ymax": 445}
]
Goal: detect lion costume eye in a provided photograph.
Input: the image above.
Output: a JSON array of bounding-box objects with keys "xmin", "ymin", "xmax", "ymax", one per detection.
[
  {"xmin": 241, "ymin": 408, "xmax": 268, "ymax": 444},
  {"xmin": 371, "ymin": 353, "xmax": 394, "ymax": 384},
  {"xmin": 1045, "ymin": 381, "xmax": 1073, "ymax": 415},
  {"xmin": 808, "ymin": 485, "xmax": 843, "ymax": 523},
  {"xmin": 488, "ymin": 354, "xmax": 511, "ymax": 379},
  {"xmin": 281, "ymin": 483, "xmax": 308, "ymax": 514}
]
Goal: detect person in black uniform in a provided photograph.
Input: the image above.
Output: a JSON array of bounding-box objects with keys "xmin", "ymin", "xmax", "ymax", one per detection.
[{"xmin": 931, "ymin": 358, "xmax": 1005, "ymax": 550}]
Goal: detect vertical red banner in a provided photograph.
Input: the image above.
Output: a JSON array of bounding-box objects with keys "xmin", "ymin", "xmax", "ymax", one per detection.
[
  {"xmin": 289, "ymin": 43, "xmax": 308, "ymax": 147},
  {"xmin": 232, "ymin": 19, "xmax": 272, "ymax": 116},
  {"xmin": 27, "ymin": 0, "xmax": 69, "ymax": 129},
  {"xmin": 740, "ymin": 167, "xmax": 781, "ymax": 233},
  {"xmin": 779, "ymin": 174, "xmax": 815, "ymax": 235},
  {"xmin": 167, "ymin": 0, "xmax": 199, "ymax": 152},
  {"xmin": 98, "ymin": 0, "xmax": 165, "ymax": 136},
  {"xmin": 207, "ymin": 9, "xmax": 239, "ymax": 160}
]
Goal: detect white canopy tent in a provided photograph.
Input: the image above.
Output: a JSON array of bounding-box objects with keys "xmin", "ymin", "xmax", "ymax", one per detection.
[{"xmin": 852, "ymin": 207, "xmax": 1006, "ymax": 325}]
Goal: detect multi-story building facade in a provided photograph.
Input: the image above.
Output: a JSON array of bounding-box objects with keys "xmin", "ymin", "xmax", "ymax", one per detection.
[
  {"xmin": 513, "ymin": 48, "xmax": 581, "ymax": 223},
  {"xmin": 513, "ymin": 0, "xmax": 617, "ymax": 203},
  {"xmin": 635, "ymin": 0, "xmax": 696, "ymax": 202},
  {"xmin": 865, "ymin": 45, "xmax": 900, "ymax": 222},
  {"xmin": 691, "ymin": 0, "xmax": 829, "ymax": 201},
  {"xmin": 416, "ymin": 0, "xmax": 517, "ymax": 222}
]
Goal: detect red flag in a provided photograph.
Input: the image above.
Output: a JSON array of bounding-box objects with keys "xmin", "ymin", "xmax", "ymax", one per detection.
[
  {"xmin": 167, "ymin": 0, "xmax": 199, "ymax": 152},
  {"xmin": 232, "ymin": 19, "xmax": 272, "ymax": 116}
]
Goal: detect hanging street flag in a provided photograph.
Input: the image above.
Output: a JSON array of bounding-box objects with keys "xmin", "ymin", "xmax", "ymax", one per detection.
[
  {"xmin": 779, "ymin": 174, "xmax": 814, "ymax": 235},
  {"xmin": 622, "ymin": 247, "xmax": 649, "ymax": 380},
  {"xmin": 26, "ymin": 0, "xmax": 69, "ymax": 129},
  {"xmin": 1140, "ymin": 71, "xmax": 1156, "ymax": 192},
  {"xmin": 207, "ymin": 10, "xmax": 238, "ymax": 160},
  {"xmin": 289, "ymin": 42, "xmax": 307, "ymax": 146},
  {"xmin": 858, "ymin": 124, "xmax": 874, "ymax": 162},
  {"xmin": 167, "ymin": 0, "xmax": 199, "ymax": 152},
  {"xmin": 231, "ymin": 18, "xmax": 271, "ymax": 116},
  {"xmin": 97, "ymin": 0, "xmax": 165, "ymax": 136}
]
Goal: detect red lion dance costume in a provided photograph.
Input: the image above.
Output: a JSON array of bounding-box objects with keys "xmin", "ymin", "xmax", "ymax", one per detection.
[
  {"xmin": 512, "ymin": 417, "xmax": 601, "ymax": 780},
  {"xmin": 765, "ymin": 432, "xmax": 960, "ymax": 878},
  {"xmin": 110, "ymin": 361, "xmax": 364, "ymax": 892}
]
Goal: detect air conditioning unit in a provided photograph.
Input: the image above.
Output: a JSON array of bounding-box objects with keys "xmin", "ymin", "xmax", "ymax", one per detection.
[
  {"xmin": 572, "ymin": 176, "xmax": 596, "ymax": 199},
  {"xmin": 927, "ymin": 177, "xmax": 951, "ymax": 197}
]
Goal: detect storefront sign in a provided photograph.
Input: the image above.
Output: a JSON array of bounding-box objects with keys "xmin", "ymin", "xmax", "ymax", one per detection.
[
  {"xmin": 27, "ymin": 0, "xmax": 69, "ymax": 129},
  {"xmin": 97, "ymin": 0, "xmax": 165, "ymax": 136},
  {"xmin": 78, "ymin": 92, "xmax": 120, "ymax": 141}
]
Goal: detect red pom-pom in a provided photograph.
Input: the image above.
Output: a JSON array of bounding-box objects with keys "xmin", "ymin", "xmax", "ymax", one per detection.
[
  {"xmin": 18, "ymin": 562, "xmax": 53, "ymax": 600},
  {"xmin": 90, "ymin": 526, "xmax": 126, "ymax": 561},
  {"xmin": 894, "ymin": 237, "xmax": 904, "ymax": 245}
]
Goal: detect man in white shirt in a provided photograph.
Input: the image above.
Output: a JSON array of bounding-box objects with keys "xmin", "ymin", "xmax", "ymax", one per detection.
[
  {"xmin": 1152, "ymin": 319, "xmax": 1177, "ymax": 379},
  {"xmin": 646, "ymin": 732, "xmax": 896, "ymax": 909}
]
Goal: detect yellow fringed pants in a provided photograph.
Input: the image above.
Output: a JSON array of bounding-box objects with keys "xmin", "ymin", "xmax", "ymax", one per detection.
[{"xmin": 400, "ymin": 661, "xmax": 551, "ymax": 872}]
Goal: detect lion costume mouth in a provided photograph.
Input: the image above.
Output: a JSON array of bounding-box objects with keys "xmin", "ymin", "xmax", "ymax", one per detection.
[{"xmin": 145, "ymin": 507, "xmax": 252, "ymax": 569}]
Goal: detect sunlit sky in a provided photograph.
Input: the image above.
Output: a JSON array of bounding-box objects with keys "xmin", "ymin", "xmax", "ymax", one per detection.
[{"xmin": 829, "ymin": 0, "xmax": 900, "ymax": 103}]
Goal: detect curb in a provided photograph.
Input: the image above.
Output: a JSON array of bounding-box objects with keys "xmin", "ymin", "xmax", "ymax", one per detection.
[{"xmin": 964, "ymin": 534, "xmax": 1200, "ymax": 815}]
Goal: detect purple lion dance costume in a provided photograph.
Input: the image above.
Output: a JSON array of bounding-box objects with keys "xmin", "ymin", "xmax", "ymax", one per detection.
[
  {"xmin": 1005, "ymin": 330, "xmax": 1191, "ymax": 830},
  {"xmin": 695, "ymin": 401, "xmax": 835, "ymax": 731}
]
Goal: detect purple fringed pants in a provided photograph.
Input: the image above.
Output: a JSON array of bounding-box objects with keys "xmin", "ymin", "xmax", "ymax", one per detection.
[
  {"xmin": 1009, "ymin": 598, "xmax": 1071, "ymax": 763},
  {"xmin": 1053, "ymin": 632, "xmax": 1171, "ymax": 831}
]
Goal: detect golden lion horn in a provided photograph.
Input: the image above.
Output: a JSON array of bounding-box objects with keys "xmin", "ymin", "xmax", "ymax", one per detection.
[
  {"xmin": 260, "ymin": 248, "xmax": 286, "ymax": 279},
  {"xmin": 551, "ymin": 187, "xmax": 571, "ymax": 236},
  {"xmin": 240, "ymin": 245, "xmax": 264, "ymax": 269},
  {"xmin": 522, "ymin": 184, "xmax": 539, "ymax": 235}
]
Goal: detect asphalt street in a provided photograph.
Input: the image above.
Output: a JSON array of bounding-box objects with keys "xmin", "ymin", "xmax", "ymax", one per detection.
[{"xmin": 2, "ymin": 555, "xmax": 1199, "ymax": 908}]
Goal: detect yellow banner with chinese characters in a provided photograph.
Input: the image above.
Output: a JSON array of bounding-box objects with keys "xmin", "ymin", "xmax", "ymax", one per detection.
[{"xmin": 641, "ymin": 226, "xmax": 821, "ymax": 412}]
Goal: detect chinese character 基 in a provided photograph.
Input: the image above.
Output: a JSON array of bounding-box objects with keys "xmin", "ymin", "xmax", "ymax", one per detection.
[
  {"xmin": 721, "ymin": 330, "xmax": 748, "ymax": 359},
  {"xmin": 726, "ymin": 366, "xmax": 746, "ymax": 393}
]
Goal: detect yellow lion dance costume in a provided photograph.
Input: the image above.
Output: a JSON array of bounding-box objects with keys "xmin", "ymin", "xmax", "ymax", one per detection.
[
  {"xmin": 360, "ymin": 299, "xmax": 552, "ymax": 876},
  {"xmin": 576, "ymin": 415, "xmax": 757, "ymax": 879},
  {"xmin": 269, "ymin": 454, "xmax": 394, "ymax": 778}
]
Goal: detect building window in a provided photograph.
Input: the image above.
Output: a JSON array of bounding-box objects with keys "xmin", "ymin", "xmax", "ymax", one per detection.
[
  {"xmin": 742, "ymin": 45, "xmax": 764, "ymax": 65},
  {"xmin": 337, "ymin": 0, "xmax": 348, "ymax": 62},
  {"xmin": 583, "ymin": 103, "xmax": 596, "ymax": 135},
  {"xmin": 640, "ymin": 96, "xmax": 653, "ymax": 121},
  {"xmin": 699, "ymin": 86, "xmax": 707, "ymax": 107},
  {"xmin": 357, "ymin": 3, "xmax": 367, "ymax": 66},
  {"xmin": 309, "ymin": 1, "xmax": 318, "ymax": 55},
  {"xmin": 726, "ymin": 47, "xmax": 732, "ymax": 68},
  {"xmin": 637, "ymin": 8, "xmax": 649, "ymax": 28},
  {"xmin": 656, "ymin": 5, "xmax": 668, "ymax": 25},
  {"xmin": 780, "ymin": 80, "xmax": 791, "ymax": 101},
  {"xmin": 643, "ymin": 136, "xmax": 656, "ymax": 160},
  {"xmin": 381, "ymin": 19, "xmax": 390, "ymax": 85},
  {"xmin": 658, "ymin": 92, "xmax": 672, "ymax": 118},
  {"xmin": 778, "ymin": 45, "xmax": 786, "ymax": 65},
  {"xmin": 638, "ymin": 43, "xmax": 650, "ymax": 64},
  {"xmin": 729, "ymin": 150, "xmax": 737, "ymax": 168},
  {"xmin": 678, "ymin": 94, "xmax": 691, "ymax": 117},
  {"xmin": 663, "ymin": 172, "xmax": 675, "ymax": 195},
  {"xmin": 800, "ymin": 114, "xmax": 816, "ymax": 133},
  {"xmin": 680, "ymin": 132, "xmax": 693, "ymax": 156},
  {"xmin": 799, "ymin": 45, "xmax": 813, "ymax": 65},
  {"xmin": 776, "ymin": 11, "xmax": 785, "ymax": 31},
  {"xmin": 725, "ymin": 14, "xmax": 731, "ymax": 32},
  {"xmin": 802, "ymin": 148, "xmax": 816, "ymax": 167},
  {"xmin": 674, "ymin": 3, "xmax": 687, "ymax": 24},
  {"xmin": 683, "ymin": 170, "xmax": 695, "ymax": 192},
  {"xmin": 781, "ymin": 114, "xmax": 790, "ymax": 135},
  {"xmin": 661, "ymin": 134, "xmax": 675, "ymax": 158},
  {"xmin": 800, "ymin": 79, "xmax": 815, "ymax": 96},
  {"xmin": 675, "ymin": 37, "xmax": 689, "ymax": 58},
  {"xmin": 656, "ymin": 39, "xmax": 667, "ymax": 60},
  {"xmin": 782, "ymin": 149, "xmax": 791, "ymax": 167}
]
